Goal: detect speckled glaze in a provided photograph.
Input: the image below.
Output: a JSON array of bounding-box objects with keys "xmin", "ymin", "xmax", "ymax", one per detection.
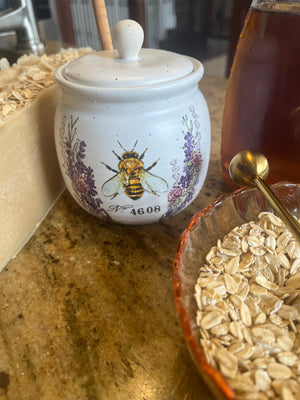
[{"xmin": 54, "ymin": 20, "xmax": 210, "ymax": 224}]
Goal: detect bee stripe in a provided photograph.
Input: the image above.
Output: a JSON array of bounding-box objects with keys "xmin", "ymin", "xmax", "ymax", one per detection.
[{"xmin": 125, "ymin": 184, "xmax": 144, "ymax": 200}]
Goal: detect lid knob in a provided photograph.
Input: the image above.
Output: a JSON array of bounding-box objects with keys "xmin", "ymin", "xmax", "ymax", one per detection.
[{"xmin": 112, "ymin": 19, "xmax": 144, "ymax": 61}]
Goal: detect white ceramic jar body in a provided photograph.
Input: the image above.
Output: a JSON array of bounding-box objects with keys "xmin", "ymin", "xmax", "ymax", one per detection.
[
  {"xmin": 55, "ymin": 78, "xmax": 210, "ymax": 224},
  {"xmin": 54, "ymin": 19, "xmax": 211, "ymax": 224}
]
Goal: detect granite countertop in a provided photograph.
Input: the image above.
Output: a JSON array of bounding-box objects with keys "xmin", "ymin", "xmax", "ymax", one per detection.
[{"xmin": 0, "ymin": 74, "xmax": 229, "ymax": 400}]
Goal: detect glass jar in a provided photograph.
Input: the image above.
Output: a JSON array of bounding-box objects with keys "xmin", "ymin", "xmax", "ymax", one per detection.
[{"xmin": 221, "ymin": 0, "xmax": 300, "ymax": 190}]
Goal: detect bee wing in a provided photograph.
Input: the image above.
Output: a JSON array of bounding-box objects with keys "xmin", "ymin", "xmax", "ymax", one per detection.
[
  {"xmin": 140, "ymin": 170, "xmax": 168, "ymax": 194},
  {"xmin": 102, "ymin": 172, "xmax": 126, "ymax": 197}
]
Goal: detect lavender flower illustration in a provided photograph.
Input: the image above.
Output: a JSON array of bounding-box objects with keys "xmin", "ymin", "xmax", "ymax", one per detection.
[
  {"xmin": 166, "ymin": 106, "xmax": 203, "ymax": 216},
  {"xmin": 60, "ymin": 115, "xmax": 110, "ymax": 220}
]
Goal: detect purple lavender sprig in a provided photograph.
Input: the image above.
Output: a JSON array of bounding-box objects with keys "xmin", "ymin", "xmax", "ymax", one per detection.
[
  {"xmin": 61, "ymin": 115, "xmax": 110, "ymax": 220},
  {"xmin": 189, "ymin": 105, "xmax": 201, "ymax": 139},
  {"xmin": 165, "ymin": 110, "xmax": 203, "ymax": 217}
]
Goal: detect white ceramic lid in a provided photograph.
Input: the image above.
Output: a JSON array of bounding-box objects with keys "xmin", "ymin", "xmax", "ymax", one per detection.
[{"xmin": 63, "ymin": 19, "xmax": 195, "ymax": 88}]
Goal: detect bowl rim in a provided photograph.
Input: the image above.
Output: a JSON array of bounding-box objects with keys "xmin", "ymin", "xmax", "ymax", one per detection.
[{"xmin": 173, "ymin": 181, "xmax": 300, "ymax": 400}]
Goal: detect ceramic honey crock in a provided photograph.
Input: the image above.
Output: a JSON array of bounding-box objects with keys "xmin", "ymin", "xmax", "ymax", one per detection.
[{"xmin": 54, "ymin": 20, "xmax": 211, "ymax": 224}]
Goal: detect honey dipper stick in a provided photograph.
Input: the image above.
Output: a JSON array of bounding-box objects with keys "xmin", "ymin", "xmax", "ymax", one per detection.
[{"xmin": 92, "ymin": 0, "xmax": 113, "ymax": 50}]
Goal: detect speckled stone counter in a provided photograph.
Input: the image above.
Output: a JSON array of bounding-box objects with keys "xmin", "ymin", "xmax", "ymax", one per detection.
[{"xmin": 0, "ymin": 75, "xmax": 229, "ymax": 400}]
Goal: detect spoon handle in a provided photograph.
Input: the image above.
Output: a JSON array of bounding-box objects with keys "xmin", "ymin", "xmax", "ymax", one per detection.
[{"xmin": 254, "ymin": 176, "xmax": 300, "ymax": 243}]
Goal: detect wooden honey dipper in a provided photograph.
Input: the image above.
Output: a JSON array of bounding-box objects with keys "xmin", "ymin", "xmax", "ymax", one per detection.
[{"xmin": 92, "ymin": 0, "xmax": 113, "ymax": 50}]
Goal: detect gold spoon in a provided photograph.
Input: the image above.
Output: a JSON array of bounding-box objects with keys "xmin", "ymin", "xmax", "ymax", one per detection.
[{"xmin": 229, "ymin": 151, "xmax": 300, "ymax": 243}]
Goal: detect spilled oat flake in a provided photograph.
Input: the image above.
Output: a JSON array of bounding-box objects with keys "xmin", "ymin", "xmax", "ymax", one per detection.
[{"xmin": 194, "ymin": 212, "xmax": 300, "ymax": 400}]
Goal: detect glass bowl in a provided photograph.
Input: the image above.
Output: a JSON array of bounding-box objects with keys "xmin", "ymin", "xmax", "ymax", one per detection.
[{"xmin": 173, "ymin": 182, "xmax": 300, "ymax": 400}]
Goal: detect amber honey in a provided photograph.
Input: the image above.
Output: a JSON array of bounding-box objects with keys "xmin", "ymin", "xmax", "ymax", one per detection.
[{"xmin": 221, "ymin": 3, "xmax": 300, "ymax": 189}]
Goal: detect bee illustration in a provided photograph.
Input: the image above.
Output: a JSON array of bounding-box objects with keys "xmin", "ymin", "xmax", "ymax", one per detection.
[{"xmin": 101, "ymin": 141, "xmax": 168, "ymax": 200}]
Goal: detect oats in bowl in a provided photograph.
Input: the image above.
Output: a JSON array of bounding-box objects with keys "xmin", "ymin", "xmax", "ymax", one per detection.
[
  {"xmin": 195, "ymin": 211, "xmax": 300, "ymax": 400},
  {"xmin": 174, "ymin": 182, "xmax": 300, "ymax": 400}
]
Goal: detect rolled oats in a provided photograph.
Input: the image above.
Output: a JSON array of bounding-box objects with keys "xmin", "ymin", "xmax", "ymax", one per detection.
[
  {"xmin": 0, "ymin": 48, "xmax": 92, "ymax": 123},
  {"xmin": 194, "ymin": 212, "xmax": 300, "ymax": 399},
  {"xmin": 201, "ymin": 310, "xmax": 224, "ymax": 330}
]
